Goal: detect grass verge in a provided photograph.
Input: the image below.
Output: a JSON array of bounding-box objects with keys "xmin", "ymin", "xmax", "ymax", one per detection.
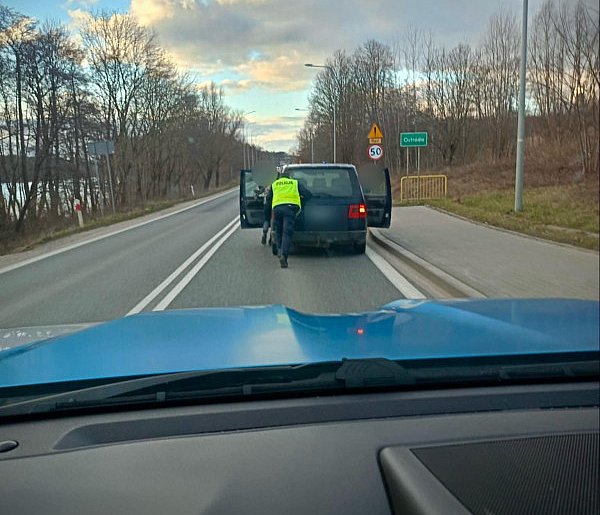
[{"xmin": 419, "ymin": 185, "xmax": 599, "ymax": 251}]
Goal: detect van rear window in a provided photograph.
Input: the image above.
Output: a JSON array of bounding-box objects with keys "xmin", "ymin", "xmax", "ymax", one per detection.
[{"xmin": 289, "ymin": 168, "xmax": 355, "ymax": 198}]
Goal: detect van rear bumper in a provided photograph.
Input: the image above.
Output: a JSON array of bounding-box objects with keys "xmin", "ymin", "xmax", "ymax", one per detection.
[{"xmin": 292, "ymin": 230, "xmax": 366, "ymax": 248}]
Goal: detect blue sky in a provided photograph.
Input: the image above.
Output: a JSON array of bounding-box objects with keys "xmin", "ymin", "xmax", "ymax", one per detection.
[{"xmin": 2, "ymin": 0, "xmax": 560, "ymax": 152}]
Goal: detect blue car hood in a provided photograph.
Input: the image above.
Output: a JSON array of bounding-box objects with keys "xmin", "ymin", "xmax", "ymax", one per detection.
[{"xmin": 1, "ymin": 299, "xmax": 598, "ymax": 388}]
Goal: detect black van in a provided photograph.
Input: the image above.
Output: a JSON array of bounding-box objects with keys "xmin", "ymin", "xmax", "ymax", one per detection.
[{"xmin": 239, "ymin": 164, "xmax": 391, "ymax": 254}]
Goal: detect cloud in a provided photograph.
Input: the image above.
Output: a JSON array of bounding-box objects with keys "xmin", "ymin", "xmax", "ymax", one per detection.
[
  {"xmin": 131, "ymin": 0, "xmax": 180, "ymax": 26},
  {"xmin": 245, "ymin": 115, "xmax": 304, "ymax": 151},
  {"xmin": 65, "ymin": 0, "xmax": 99, "ymax": 7},
  {"xmin": 234, "ymin": 54, "xmax": 311, "ymax": 92},
  {"xmin": 66, "ymin": 8, "xmax": 93, "ymax": 28},
  {"xmin": 220, "ymin": 78, "xmax": 253, "ymax": 93},
  {"xmin": 216, "ymin": 0, "xmax": 271, "ymax": 4},
  {"xmin": 128, "ymin": 0, "xmax": 550, "ymax": 96},
  {"xmin": 128, "ymin": 0, "xmax": 348, "ymax": 80}
]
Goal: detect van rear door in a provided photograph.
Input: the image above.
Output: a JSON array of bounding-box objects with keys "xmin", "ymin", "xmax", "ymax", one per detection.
[
  {"xmin": 239, "ymin": 169, "xmax": 265, "ymax": 228},
  {"xmin": 362, "ymin": 168, "xmax": 392, "ymax": 228}
]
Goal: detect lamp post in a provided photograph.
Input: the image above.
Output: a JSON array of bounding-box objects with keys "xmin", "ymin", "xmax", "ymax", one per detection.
[
  {"xmin": 295, "ymin": 108, "xmax": 314, "ymax": 162},
  {"xmin": 242, "ymin": 110, "xmax": 255, "ymax": 169},
  {"xmin": 514, "ymin": 0, "xmax": 528, "ymax": 212},
  {"xmin": 305, "ymin": 63, "xmax": 336, "ymax": 163}
]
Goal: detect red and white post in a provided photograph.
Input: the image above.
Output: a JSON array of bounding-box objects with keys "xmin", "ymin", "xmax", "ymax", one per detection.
[{"xmin": 74, "ymin": 198, "xmax": 84, "ymax": 228}]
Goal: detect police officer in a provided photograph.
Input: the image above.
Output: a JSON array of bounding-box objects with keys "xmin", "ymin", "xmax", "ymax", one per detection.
[{"xmin": 265, "ymin": 169, "xmax": 312, "ymax": 268}]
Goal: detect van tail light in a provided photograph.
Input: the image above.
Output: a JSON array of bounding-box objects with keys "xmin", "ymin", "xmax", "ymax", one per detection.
[{"xmin": 348, "ymin": 203, "xmax": 367, "ymax": 219}]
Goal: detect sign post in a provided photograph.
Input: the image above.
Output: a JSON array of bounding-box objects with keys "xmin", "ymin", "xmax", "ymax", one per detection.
[
  {"xmin": 400, "ymin": 132, "xmax": 428, "ymax": 148},
  {"xmin": 74, "ymin": 198, "xmax": 84, "ymax": 228},
  {"xmin": 105, "ymin": 152, "xmax": 115, "ymax": 213},
  {"xmin": 368, "ymin": 123, "xmax": 383, "ymax": 144},
  {"xmin": 400, "ymin": 132, "xmax": 428, "ymax": 199},
  {"xmin": 87, "ymin": 140, "xmax": 116, "ymax": 213},
  {"xmin": 367, "ymin": 144, "xmax": 384, "ymax": 161},
  {"xmin": 91, "ymin": 157, "xmax": 104, "ymax": 215},
  {"xmin": 367, "ymin": 123, "xmax": 384, "ymax": 161},
  {"xmin": 400, "ymin": 132, "xmax": 428, "ymax": 175}
]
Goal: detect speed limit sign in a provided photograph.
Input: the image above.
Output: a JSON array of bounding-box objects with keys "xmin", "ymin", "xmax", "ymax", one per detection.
[{"xmin": 368, "ymin": 144, "xmax": 384, "ymax": 161}]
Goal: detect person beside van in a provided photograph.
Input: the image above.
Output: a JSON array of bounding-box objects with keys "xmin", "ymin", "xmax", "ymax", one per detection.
[{"xmin": 265, "ymin": 169, "xmax": 312, "ymax": 268}]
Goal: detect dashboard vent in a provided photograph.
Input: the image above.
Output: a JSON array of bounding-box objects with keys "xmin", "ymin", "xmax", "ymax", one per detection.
[{"xmin": 413, "ymin": 432, "xmax": 599, "ymax": 515}]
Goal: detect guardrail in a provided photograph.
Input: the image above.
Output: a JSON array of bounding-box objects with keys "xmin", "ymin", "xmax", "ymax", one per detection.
[{"xmin": 400, "ymin": 174, "xmax": 447, "ymax": 202}]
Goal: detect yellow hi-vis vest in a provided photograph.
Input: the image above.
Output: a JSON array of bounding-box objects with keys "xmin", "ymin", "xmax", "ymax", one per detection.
[{"xmin": 271, "ymin": 177, "xmax": 301, "ymax": 208}]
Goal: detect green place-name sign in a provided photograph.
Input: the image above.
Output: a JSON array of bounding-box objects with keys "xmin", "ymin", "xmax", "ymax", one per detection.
[{"xmin": 400, "ymin": 132, "xmax": 428, "ymax": 147}]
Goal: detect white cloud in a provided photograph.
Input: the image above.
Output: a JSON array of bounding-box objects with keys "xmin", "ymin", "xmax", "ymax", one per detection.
[
  {"xmin": 66, "ymin": 8, "xmax": 93, "ymax": 29},
  {"xmin": 220, "ymin": 78, "xmax": 253, "ymax": 93},
  {"xmin": 130, "ymin": 0, "xmax": 178, "ymax": 26},
  {"xmin": 65, "ymin": 0, "xmax": 99, "ymax": 7},
  {"xmin": 128, "ymin": 0, "xmax": 540, "ymax": 97},
  {"xmin": 247, "ymin": 115, "xmax": 304, "ymax": 150},
  {"xmin": 216, "ymin": 0, "xmax": 271, "ymax": 4},
  {"xmin": 234, "ymin": 54, "xmax": 311, "ymax": 92}
]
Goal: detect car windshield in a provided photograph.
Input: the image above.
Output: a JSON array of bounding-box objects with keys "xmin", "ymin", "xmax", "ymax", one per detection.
[{"xmin": 0, "ymin": 0, "xmax": 598, "ymax": 412}]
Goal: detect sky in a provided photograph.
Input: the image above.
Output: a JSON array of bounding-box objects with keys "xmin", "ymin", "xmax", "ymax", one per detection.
[{"xmin": 2, "ymin": 0, "xmax": 571, "ymax": 152}]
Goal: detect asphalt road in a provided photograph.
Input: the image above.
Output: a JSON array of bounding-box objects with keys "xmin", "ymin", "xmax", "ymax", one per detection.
[{"xmin": 0, "ymin": 189, "xmax": 406, "ymax": 329}]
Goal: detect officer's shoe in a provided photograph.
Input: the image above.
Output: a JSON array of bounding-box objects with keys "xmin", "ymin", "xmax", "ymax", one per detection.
[
  {"xmin": 279, "ymin": 255, "xmax": 288, "ymax": 268},
  {"xmin": 261, "ymin": 233, "xmax": 267, "ymax": 245}
]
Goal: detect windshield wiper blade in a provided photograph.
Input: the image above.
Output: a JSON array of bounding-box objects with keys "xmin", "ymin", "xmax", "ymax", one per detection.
[
  {"xmin": 0, "ymin": 358, "xmax": 414, "ymax": 417},
  {"xmin": 0, "ymin": 365, "xmax": 297, "ymax": 416}
]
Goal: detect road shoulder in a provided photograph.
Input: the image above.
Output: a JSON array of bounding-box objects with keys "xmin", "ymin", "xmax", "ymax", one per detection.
[{"xmin": 0, "ymin": 188, "xmax": 237, "ymax": 273}]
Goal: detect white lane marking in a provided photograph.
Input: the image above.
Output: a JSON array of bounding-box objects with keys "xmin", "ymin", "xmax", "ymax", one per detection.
[
  {"xmin": 0, "ymin": 188, "xmax": 237, "ymax": 276},
  {"xmin": 366, "ymin": 245, "xmax": 427, "ymax": 299},
  {"xmin": 153, "ymin": 220, "xmax": 240, "ymax": 311},
  {"xmin": 126, "ymin": 216, "xmax": 240, "ymax": 316}
]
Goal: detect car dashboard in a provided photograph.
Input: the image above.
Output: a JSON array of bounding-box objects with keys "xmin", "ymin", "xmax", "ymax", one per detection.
[{"xmin": 0, "ymin": 380, "xmax": 598, "ymax": 515}]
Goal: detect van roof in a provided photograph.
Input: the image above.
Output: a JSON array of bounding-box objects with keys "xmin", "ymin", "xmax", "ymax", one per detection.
[{"xmin": 284, "ymin": 163, "xmax": 356, "ymax": 169}]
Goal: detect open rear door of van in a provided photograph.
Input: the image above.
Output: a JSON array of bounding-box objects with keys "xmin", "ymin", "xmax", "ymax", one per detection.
[
  {"xmin": 239, "ymin": 169, "xmax": 265, "ymax": 228},
  {"xmin": 363, "ymin": 167, "xmax": 392, "ymax": 228}
]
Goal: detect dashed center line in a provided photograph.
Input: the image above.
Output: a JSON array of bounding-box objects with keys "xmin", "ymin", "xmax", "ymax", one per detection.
[
  {"xmin": 127, "ymin": 216, "xmax": 239, "ymax": 315},
  {"xmin": 153, "ymin": 219, "xmax": 240, "ymax": 311}
]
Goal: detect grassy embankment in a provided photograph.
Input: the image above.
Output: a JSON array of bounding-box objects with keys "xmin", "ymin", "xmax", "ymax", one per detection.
[
  {"xmin": 1, "ymin": 183, "xmax": 236, "ymax": 256},
  {"xmin": 393, "ymin": 148, "xmax": 599, "ymax": 251}
]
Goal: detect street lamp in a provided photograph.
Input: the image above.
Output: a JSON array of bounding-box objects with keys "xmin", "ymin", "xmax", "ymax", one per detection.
[
  {"xmin": 514, "ymin": 0, "xmax": 528, "ymax": 212},
  {"xmin": 242, "ymin": 110, "xmax": 255, "ymax": 169},
  {"xmin": 295, "ymin": 108, "xmax": 314, "ymax": 163},
  {"xmin": 305, "ymin": 63, "xmax": 336, "ymax": 163}
]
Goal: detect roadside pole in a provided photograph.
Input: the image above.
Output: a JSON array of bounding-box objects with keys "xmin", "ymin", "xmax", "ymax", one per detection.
[
  {"xmin": 400, "ymin": 131, "xmax": 428, "ymax": 201},
  {"xmin": 105, "ymin": 153, "xmax": 116, "ymax": 214},
  {"xmin": 514, "ymin": 0, "xmax": 528, "ymax": 212},
  {"xmin": 74, "ymin": 198, "xmax": 84, "ymax": 228},
  {"xmin": 94, "ymin": 158, "xmax": 104, "ymax": 216},
  {"xmin": 86, "ymin": 140, "xmax": 115, "ymax": 214}
]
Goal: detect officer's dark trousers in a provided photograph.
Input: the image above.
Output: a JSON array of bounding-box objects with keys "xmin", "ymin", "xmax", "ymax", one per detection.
[
  {"xmin": 273, "ymin": 204, "xmax": 299, "ymax": 258},
  {"xmin": 262, "ymin": 204, "xmax": 272, "ymax": 235}
]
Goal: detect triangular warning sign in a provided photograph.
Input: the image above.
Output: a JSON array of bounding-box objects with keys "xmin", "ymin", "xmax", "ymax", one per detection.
[{"xmin": 368, "ymin": 123, "xmax": 383, "ymax": 139}]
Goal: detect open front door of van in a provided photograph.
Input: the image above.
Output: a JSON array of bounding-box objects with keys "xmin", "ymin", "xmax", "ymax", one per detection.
[
  {"xmin": 239, "ymin": 169, "xmax": 266, "ymax": 228},
  {"xmin": 363, "ymin": 167, "xmax": 392, "ymax": 228}
]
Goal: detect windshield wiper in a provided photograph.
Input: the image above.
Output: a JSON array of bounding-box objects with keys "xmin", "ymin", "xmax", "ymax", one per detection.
[
  {"xmin": 0, "ymin": 358, "xmax": 414, "ymax": 417},
  {"xmin": 1, "ymin": 354, "xmax": 596, "ymax": 418}
]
